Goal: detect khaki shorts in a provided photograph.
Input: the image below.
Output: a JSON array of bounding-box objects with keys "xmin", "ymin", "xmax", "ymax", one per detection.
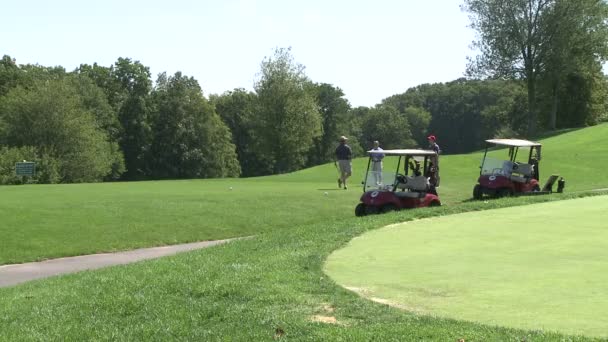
[{"xmin": 338, "ymin": 160, "xmax": 352, "ymax": 174}]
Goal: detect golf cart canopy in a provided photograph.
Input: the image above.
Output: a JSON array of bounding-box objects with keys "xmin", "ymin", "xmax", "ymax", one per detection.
[
  {"xmin": 367, "ymin": 149, "xmax": 437, "ymax": 156},
  {"xmin": 485, "ymin": 139, "xmax": 541, "ymax": 148}
]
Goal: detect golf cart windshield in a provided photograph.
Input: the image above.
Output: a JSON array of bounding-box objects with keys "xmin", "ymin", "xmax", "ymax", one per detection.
[
  {"xmin": 363, "ymin": 170, "xmax": 397, "ymax": 190},
  {"xmin": 480, "ymin": 157, "xmax": 512, "ymax": 176},
  {"xmin": 362, "ymin": 150, "xmax": 436, "ymax": 191}
]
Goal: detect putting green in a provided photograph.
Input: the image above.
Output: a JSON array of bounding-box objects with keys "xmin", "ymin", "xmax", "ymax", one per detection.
[{"xmin": 325, "ymin": 196, "xmax": 608, "ymax": 337}]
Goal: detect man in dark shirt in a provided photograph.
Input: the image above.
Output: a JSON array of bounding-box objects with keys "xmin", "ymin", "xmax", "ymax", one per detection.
[
  {"xmin": 427, "ymin": 135, "xmax": 441, "ymax": 188},
  {"xmin": 335, "ymin": 136, "xmax": 352, "ymax": 189}
]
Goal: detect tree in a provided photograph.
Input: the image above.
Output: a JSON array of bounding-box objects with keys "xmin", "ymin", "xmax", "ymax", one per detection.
[
  {"xmin": 463, "ymin": 0, "xmax": 608, "ymax": 134},
  {"xmin": 305, "ymin": 83, "xmax": 353, "ymax": 165},
  {"xmin": 547, "ymin": 64, "xmax": 608, "ymax": 127},
  {"xmin": 360, "ymin": 105, "xmax": 415, "ymax": 150},
  {"xmin": 150, "ymin": 72, "xmax": 240, "ymax": 179},
  {"xmin": 77, "ymin": 58, "xmax": 153, "ymax": 180},
  {"xmin": 1, "ymin": 56, "xmax": 66, "ymax": 97},
  {"xmin": 539, "ymin": 0, "xmax": 608, "ymax": 128},
  {"xmin": 463, "ymin": 0, "xmax": 556, "ymax": 136},
  {"xmin": 382, "ymin": 79, "xmax": 528, "ymax": 154},
  {"xmin": 0, "ymin": 79, "xmax": 119, "ymax": 182},
  {"xmin": 0, "ymin": 55, "xmax": 20, "ymax": 97},
  {"xmin": 382, "ymin": 94, "xmax": 432, "ymax": 146},
  {"xmin": 212, "ymin": 89, "xmax": 268, "ymax": 176},
  {"xmin": 67, "ymin": 76, "xmax": 125, "ymax": 179},
  {"xmin": 254, "ymin": 48, "xmax": 322, "ymax": 173}
]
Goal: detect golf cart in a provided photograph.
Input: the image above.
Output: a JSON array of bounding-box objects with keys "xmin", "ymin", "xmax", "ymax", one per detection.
[
  {"xmin": 472, "ymin": 139, "xmax": 564, "ymax": 199},
  {"xmin": 355, "ymin": 149, "xmax": 441, "ymax": 217}
]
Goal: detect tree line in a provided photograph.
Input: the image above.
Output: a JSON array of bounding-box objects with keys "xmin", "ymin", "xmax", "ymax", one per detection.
[{"xmin": 1, "ymin": 0, "xmax": 607, "ymax": 184}]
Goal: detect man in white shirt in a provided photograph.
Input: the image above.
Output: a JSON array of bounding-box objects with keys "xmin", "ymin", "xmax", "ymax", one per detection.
[{"xmin": 370, "ymin": 140, "xmax": 384, "ymax": 186}]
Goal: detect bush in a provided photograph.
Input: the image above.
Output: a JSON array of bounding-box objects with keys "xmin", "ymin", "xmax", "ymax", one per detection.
[
  {"xmin": 0, "ymin": 146, "xmax": 60, "ymax": 185},
  {"xmin": 0, "ymin": 79, "xmax": 123, "ymax": 183}
]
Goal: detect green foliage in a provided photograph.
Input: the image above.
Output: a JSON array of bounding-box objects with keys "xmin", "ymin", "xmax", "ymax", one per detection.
[
  {"xmin": 0, "ymin": 56, "xmax": 20, "ymax": 97},
  {"xmin": 0, "ymin": 55, "xmax": 66, "ymax": 97},
  {"xmin": 360, "ymin": 105, "xmax": 415, "ymax": 149},
  {"xmin": 347, "ymin": 106, "xmax": 371, "ymax": 150},
  {"xmin": 538, "ymin": 0, "xmax": 608, "ymax": 129},
  {"xmin": 385, "ymin": 79, "xmax": 528, "ymax": 153},
  {"xmin": 463, "ymin": 0, "xmax": 608, "ymax": 135},
  {"xmin": 255, "ymin": 47, "xmax": 322, "ymax": 173},
  {"xmin": 555, "ymin": 67, "xmax": 607, "ymax": 127},
  {"xmin": 212, "ymin": 89, "xmax": 267, "ymax": 176},
  {"xmin": 77, "ymin": 58, "xmax": 153, "ymax": 180},
  {"xmin": 0, "ymin": 79, "xmax": 120, "ymax": 182},
  {"xmin": 0, "ymin": 146, "xmax": 60, "ymax": 184},
  {"xmin": 401, "ymin": 107, "xmax": 431, "ymax": 146},
  {"xmin": 67, "ymin": 76, "xmax": 125, "ymax": 179},
  {"xmin": 382, "ymin": 94, "xmax": 432, "ymax": 146},
  {"xmin": 305, "ymin": 83, "xmax": 357, "ymax": 165},
  {"xmin": 150, "ymin": 72, "xmax": 240, "ymax": 178},
  {"xmin": 462, "ymin": 0, "xmax": 554, "ymax": 135}
]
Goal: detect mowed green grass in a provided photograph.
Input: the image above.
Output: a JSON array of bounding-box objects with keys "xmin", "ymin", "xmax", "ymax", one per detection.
[
  {"xmin": 0, "ymin": 179, "xmax": 357, "ymax": 264},
  {"xmin": 325, "ymin": 195, "xmax": 608, "ymax": 337},
  {"xmin": 1, "ymin": 123, "xmax": 607, "ymax": 265},
  {"xmin": 1, "ymin": 192, "xmax": 606, "ymax": 341}
]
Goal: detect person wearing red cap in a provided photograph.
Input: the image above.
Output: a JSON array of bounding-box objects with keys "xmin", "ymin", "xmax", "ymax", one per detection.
[{"xmin": 427, "ymin": 135, "xmax": 441, "ymax": 154}]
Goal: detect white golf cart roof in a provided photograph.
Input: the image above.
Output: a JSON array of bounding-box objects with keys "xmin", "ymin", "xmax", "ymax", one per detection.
[
  {"xmin": 367, "ymin": 149, "xmax": 437, "ymax": 156},
  {"xmin": 485, "ymin": 139, "xmax": 541, "ymax": 147}
]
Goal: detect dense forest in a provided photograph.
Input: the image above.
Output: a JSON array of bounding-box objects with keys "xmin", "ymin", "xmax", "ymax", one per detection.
[{"xmin": 1, "ymin": 0, "xmax": 607, "ymax": 184}]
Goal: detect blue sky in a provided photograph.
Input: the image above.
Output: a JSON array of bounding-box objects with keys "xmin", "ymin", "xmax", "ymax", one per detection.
[{"xmin": 1, "ymin": 0, "xmax": 476, "ymax": 107}]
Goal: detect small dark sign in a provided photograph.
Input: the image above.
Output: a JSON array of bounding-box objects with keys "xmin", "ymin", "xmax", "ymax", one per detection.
[{"xmin": 16, "ymin": 162, "xmax": 36, "ymax": 176}]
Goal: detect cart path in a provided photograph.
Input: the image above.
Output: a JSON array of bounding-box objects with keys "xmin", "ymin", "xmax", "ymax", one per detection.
[{"xmin": 0, "ymin": 239, "xmax": 233, "ymax": 288}]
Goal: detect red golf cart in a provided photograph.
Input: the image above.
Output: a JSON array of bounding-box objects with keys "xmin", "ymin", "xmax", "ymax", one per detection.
[
  {"xmin": 472, "ymin": 139, "xmax": 564, "ymax": 199},
  {"xmin": 355, "ymin": 149, "xmax": 441, "ymax": 216}
]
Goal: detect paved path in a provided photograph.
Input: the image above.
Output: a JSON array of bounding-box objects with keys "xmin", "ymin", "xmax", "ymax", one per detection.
[{"xmin": 0, "ymin": 239, "xmax": 231, "ymax": 288}]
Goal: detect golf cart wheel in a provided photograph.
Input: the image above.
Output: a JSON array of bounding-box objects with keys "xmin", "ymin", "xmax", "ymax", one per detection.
[
  {"xmin": 497, "ymin": 188, "xmax": 513, "ymax": 198},
  {"xmin": 381, "ymin": 203, "xmax": 397, "ymax": 213},
  {"xmin": 429, "ymin": 200, "xmax": 441, "ymax": 207},
  {"xmin": 365, "ymin": 205, "xmax": 379, "ymax": 215},
  {"xmin": 473, "ymin": 184, "xmax": 483, "ymax": 200},
  {"xmin": 355, "ymin": 203, "xmax": 367, "ymax": 217},
  {"xmin": 532, "ymin": 184, "xmax": 541, "ymax": 192}
]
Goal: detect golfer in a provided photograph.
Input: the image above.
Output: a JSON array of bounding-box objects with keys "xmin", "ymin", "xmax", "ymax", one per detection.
[
  {"xmin": 370, "ymin": 141, "xmax": 384, "ymax": 186},
  {"xmin": 427, "ymin": 135, "xmax": 441, "ymax": 188},
  {"xmin": 335, "ymin": 136, "xmax": 352, "ymax": 189},
  {"xmin": 427, "ymin": 135, "xmax": 441, "ymax": 155}
]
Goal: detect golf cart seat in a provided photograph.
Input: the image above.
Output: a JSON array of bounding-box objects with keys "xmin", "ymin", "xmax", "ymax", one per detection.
[
  {"xmin": 395, "ymin": 191, "xmax": 426, "ymax": 199},
  {"xmin": 501, "ymin": 160, "xmax": 514, "ymax": 176},
  {"xmin": 395, "ymin": 175, "xmax": 429, "ymax": 192},
  {"xmin": 510, "ymin": 163, "xmax": 534, "ymax": 183}
]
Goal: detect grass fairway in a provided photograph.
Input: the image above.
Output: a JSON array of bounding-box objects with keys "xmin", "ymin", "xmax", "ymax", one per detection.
[
  {"xmin": 325, "ymin": 195, "xmax": 608, "ymax": 337},
  {"xmin": 1, "ymin": 192, "xmax": 605, "ymax": 341},
  {"xmin": 1, "ymin": 124, "xmax": 608, "ymax": 340},
  {"xmin": 1, "ymin": 123, "xmax": 607, "ymax": 266},
  {"xmin": 0, "ymin": 178, "xmax": 358, "ymax": 265}
]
